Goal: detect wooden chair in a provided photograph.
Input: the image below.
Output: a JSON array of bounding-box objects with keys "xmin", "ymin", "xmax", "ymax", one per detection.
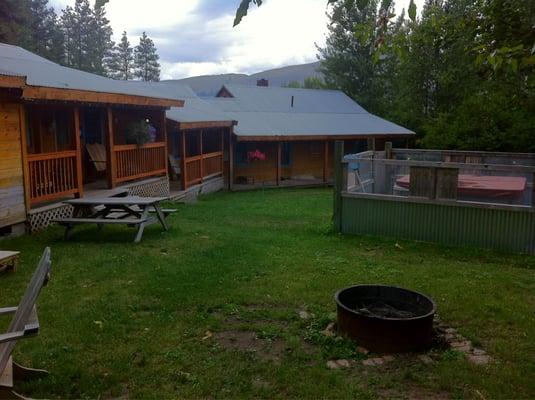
[
  {"xmin": 0, "ymin": 248, "xmax": 51, "ymax": 399},
  {"xmin": 86, "ymin": 143, "xmax": 107, "ymax": 173}
]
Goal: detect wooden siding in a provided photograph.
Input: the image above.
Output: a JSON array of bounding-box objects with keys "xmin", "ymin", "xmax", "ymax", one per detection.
[{"xmin": 0, "ymin": 102, "xmax": 26, "ymax": 228}]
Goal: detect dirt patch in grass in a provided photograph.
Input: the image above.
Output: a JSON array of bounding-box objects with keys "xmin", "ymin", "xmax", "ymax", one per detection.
[{"xmin": 214, "ymin": 330, "xmax": 288, "ymax": 362}]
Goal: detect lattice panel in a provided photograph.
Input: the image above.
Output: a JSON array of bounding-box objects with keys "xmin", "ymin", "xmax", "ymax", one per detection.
[
  {"xmin": 29, "ymin": 204, "xmax": 73, "ymax": 233},
  {"xmin": 127, "ymin": 177, "xmax": 170, "ymax": 197}
]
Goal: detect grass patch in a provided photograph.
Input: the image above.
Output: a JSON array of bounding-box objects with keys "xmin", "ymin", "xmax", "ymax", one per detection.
[{"xmin": 1, "ymin": 188, "xmax": 535, "ymax": 398}]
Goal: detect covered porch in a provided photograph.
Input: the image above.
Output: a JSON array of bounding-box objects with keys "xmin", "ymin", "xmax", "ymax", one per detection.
[
  {"xmin": 167, "ymin": 121, "xmax": 233, "ymax": 191},
  {"xmin": 23, "ymin": 103, "xmax": 169, "ymax": 208}
]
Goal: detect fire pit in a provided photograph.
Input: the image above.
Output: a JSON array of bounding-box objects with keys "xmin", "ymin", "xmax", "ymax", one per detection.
[{"xmin": 335, "ymin": 285, "xmax": 436, "ymax": 353}]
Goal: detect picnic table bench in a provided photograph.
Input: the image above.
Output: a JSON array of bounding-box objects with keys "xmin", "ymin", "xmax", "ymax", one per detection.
[
  {"xmin": 54, "ymin": 196, "xmax": 176, "ymax": 243},
  {"xmin": 0, "ymin": 251, "xmax": 19, "ymax": 273},
  {"xmin": 1, "ymin": 247, "xmax": 51, "ymax": 399}
]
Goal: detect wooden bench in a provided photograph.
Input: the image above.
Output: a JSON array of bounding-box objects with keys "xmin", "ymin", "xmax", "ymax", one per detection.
[
  {"xmin": 0, "ymin": 252, "xmax": 20, "ymax": 273},
  {"xmin": 1, "ymin": 248, "xmax": 51, "ymax": 399}
]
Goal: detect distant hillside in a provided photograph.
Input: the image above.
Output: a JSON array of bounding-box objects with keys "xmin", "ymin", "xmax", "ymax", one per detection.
[{"xmin": 164, "ymin": 62, "xmax": 322, "ymax": 96}]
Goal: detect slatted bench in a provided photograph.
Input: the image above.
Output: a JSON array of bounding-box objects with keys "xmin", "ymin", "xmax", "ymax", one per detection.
[{"xmin": 1, "ymin": 247, "xmax": 51, "ymax": 399}]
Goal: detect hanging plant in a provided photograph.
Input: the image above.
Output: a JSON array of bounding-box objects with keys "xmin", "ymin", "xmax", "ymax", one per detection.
[
  {"xmin": 247, "ymin": 149, "xmax": 267, "ymax": 163},
  {"xmin": 125, "ymin": 119, "xmax": 151, "ymax": 146}
]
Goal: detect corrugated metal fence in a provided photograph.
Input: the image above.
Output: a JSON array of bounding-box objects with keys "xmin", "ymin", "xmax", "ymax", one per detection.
[{"xmin": 333, "ymin": 141, "xmax": 535, "ymax": 255}]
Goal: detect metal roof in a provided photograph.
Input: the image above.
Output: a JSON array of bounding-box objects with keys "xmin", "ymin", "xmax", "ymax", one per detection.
[
  {"xmin": 0, "ymin": 43, "xmax": 187, "ymax": 102},
  {"xmin": 206, "ymin": 85, "xmax": 414, "ymax": 137},
  {"xmin": 162, "ymin": 83, "xmax": 232, "ymax": 123}
]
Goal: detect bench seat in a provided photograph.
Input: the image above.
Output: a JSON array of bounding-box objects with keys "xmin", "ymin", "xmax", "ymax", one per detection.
[{"xmin": 54, "ymin": 218, "xmax": 147, "ymax": 225}]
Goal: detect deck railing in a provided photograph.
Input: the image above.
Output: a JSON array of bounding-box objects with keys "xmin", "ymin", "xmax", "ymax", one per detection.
[
  {"xmin": 114, "ymin": 142, "xmax": 167, "ymax": 183},
  {"xmin": 27, "ymin": 151, "xmax": 80, "ymax": 205},
  {"xmin": 183, "ymin": 151, "xmax": 224, "ymax": 189}
]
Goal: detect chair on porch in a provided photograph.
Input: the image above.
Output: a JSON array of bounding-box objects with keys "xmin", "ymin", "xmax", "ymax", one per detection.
[
  {"xmin": 86, "ymin": 143, "xmax": 107, "ymax": 173},
  {"xmin": 0, "ymin": 248, "xmax": 51, "ymax": 399},
  {"xmin": 168, "ymin": 155, "xmax": 181, "ymax": 181}
]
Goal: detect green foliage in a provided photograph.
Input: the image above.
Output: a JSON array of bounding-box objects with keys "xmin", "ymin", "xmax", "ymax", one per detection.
[
  {"xmin": 319, "ymin": 0, "xmax": 534, "ymax": 152},
  {"xmin": 284, "ymin": 76, "xmax": 331, "ymax": 89},
  {"xmin": 134, "ymin": 32, "xmax": 161, "ymax": 82},
  {"xmin": 125, "ymin": 119, "xmax": 151, "ymax": 145},
  {"xmin": 106, "ymin": 31, "xmax": 134, "ymax": 80},
  {"xmin": 233, "ymin": 0, "xmax": 263, "ymax": 27}
]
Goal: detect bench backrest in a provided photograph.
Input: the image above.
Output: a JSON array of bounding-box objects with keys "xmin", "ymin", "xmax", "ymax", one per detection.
[
  {"xmin": 0, "ymin": 247, "xmax": 51, "ymax": 374},
  {"xmin": 86, "ymin": 143, "xmax": 107, "ymax": 172}
]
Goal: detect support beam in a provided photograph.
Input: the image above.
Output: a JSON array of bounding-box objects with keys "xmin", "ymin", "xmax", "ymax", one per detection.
[
  {"xmin": 106, "ymin": 107, "xmax": 117, "ymax": 189},
  {"xmin": 333, "ymin": 141, "xmax": 346, "ymax": 233},
  {"xmin": 323, "ymin": 140, "xmax": 329, "ymax": 184},
  {"xmin": 220, "ymin": 128, "xmax": 225, "ymax": 175},
  {"xmin": 276, "ymin": 141, "xmax": 282, "ymax": 186},
  {"xmin": 19, "ymin": 104, "xmax": 31, "ymax": 211},
  {"xmin": 180, "ymin": 131, "xmax": 187, "ymax": 190},
  {"xmin": 73, "ymin": 107, "xmax": 83, "ymax": 198},
  {"xmin": 367, "ymin": 137, "xmax": 376, "ymax": 152},
  {"xmin": 229, "ymin": 131, "xmax": 234, "ymax": 191},
  {"xmin": 161, "ymin": 110, "xmax": 168, "ymax": 178},
  {"xmin": 199, "ymin": 130, "xmax": 204, "ymax": 183}
]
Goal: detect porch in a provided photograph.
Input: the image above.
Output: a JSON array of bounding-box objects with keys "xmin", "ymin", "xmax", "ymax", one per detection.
[
  {"xmin": 167, "ymin": 122, "xmax": 230, "ymax": 190},
  {"xmin": 23, "ymin": 104, "xmax": 169, "ymax": 209}
]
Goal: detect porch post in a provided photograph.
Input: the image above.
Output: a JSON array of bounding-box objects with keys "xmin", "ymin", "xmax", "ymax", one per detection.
[
  {"xmin": 276, "ymin": 141, "xmax": 282, "ymax": 186},
  {"xmin": 180, "ymin": 129, "xmax": 187, "ymax": 190},
  {"xmin": 199, "ymin": 130, "xmax": 204, "ymax": 183},
  {"xmin": 333, "ymin": 141, "xmax": 346, "ymax": 233},
  {"xmin": 73, "ymin": 107, "xmax": 83, "ymax": 198},
  {"xmin": 229, "ymin": 131, "xmax": 234, "ymax": 191},
  {"xmin": 106, "ymin": 107, "xmax": 117, "ymax": 188},
  {"xmin": 18, "ymin": 104, "xmax": 31, "ymax": 210},
  {"xmin": 220, "ymin": 128, "xmax": 224, "ymax": 175},
  {"xmin": 161, "ymin": 110, "xmax": 168, "ymax": 177},
  {"xmin": 323, "ymin": 140, "xmax": 329, "ymax": 184}
]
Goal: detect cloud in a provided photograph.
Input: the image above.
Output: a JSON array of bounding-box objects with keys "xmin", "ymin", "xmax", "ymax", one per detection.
[{"xmin": 49, "ymin": 0, "xmax": 424, "ymax": 79}]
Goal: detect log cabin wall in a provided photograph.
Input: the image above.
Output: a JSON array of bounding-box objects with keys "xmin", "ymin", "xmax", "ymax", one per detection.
[{"xmin": 0, "ymin": 101, "xmax": 26, "ymax": 228}]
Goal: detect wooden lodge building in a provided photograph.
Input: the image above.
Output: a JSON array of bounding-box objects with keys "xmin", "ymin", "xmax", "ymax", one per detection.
[
  {"xmin": 0, "ymin": 43, "xmax": 186, "ymax": 233},
  {"xmin": 0, "ymin": 43, "xmax": 414, "ymax": 234},
  {"xmin": 205, "ymin": 83, "xmax": 414, "ymax": 189}
]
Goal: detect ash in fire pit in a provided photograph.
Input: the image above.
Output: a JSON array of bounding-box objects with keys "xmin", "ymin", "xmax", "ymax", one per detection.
[
  {"xmin": 356, "ymin": 301, "xmax": 416, "ymax": 319},
  {"xmin": 336, "ymin": 285, "xmax": 436, "ymax": 353}
]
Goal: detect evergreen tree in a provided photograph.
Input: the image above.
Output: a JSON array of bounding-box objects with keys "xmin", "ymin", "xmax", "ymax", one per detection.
[
  {"xmin": 90, "ymin": 0, "xmax": 114, "ymax": 76},
  {"xmin": 107, "ymin": 31, "xmax": 134, "ymax": 80},
  {"xmin": 26, "ymin": 0, "xmax": 64, "ymax": 63},
  {"xmin": 0, "ymin": 0, "xmax": 28, "ymax": 45},
  {"xmin": 61, "ymin": 0, "xmax": 94, "ymax": 71},
  {"xmin": 134, "ymin": 32, "xmax": 161, "ymax": 82}
]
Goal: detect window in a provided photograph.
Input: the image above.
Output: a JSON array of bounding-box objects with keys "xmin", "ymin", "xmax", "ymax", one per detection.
[{"xmin": 236, "ymin": 142, "xmax": 249, "ymax": 165}]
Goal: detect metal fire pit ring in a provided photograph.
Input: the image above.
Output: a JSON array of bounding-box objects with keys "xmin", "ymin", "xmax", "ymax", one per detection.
[{"xmin": 335, "ymin": 284, "xmax": 437, "ymax": 353}]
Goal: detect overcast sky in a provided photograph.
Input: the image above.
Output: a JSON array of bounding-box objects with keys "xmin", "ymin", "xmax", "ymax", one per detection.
[{"xmin": 50, "ymin": 0, "xmax": 422, "ymax": 80}]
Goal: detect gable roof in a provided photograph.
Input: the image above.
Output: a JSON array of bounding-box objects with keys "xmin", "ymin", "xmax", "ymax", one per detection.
[
  {"xmin": 0, "ymin": 43, "xmax": 184, "ymax": 107},
  {"xmin": 163, "ymin": 83, "xmax": 233, "ymax": 127},
  {"xmin": 207, "ymin": 84, "xmax": 414, "ymax": 139}
]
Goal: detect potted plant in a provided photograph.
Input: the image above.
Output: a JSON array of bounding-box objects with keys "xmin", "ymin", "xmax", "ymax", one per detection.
[{"xmin": 125, "ymin": 119, "xmax": 153, "ymax": 146}]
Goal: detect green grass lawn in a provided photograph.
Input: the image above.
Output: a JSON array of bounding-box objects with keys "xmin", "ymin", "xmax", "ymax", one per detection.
[{"xmin": 1, "ymin": 188, "xmax": 535, "ymax": 399}]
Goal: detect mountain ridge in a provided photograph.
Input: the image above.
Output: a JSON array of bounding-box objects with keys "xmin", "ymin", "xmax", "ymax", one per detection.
[{"xmin": 163, "ymin": 61, "xmax": 322, "ymax": 96}]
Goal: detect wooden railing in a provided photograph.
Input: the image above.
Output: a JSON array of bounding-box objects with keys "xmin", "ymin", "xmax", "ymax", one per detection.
[
  {"xmin": 27, "ymin": 151, "xmax": 80, "ymax": 205},
  {"xmin": 114, "ymin": 142, "xmax": 167, "ymax": 183},
  {"xmin": 183, "ymin": 151, "xmax": 224, "ymax": 189}
]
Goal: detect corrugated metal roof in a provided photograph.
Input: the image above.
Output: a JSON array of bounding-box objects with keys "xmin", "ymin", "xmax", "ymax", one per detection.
[
  {"xmin": 0, "ymin": 43, "xmax": 187, "ymax": 101},
  {"xmin": 206, "ymin": 85, "xmax": 414, "ymax": 137},
  {"xmin": 162, "ymin": 83, "xmax": 232, "ymax": 123}
]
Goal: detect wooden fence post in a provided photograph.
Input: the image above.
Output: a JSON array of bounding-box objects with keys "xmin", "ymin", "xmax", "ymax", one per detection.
[{"xmin": 333, "ymin": 140, "xmax": 345, "ymax": 233}]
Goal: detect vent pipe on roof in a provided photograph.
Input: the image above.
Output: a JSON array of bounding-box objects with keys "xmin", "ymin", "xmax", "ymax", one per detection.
[{"xmin": 291, "ymin": 95, "xmax": 294, "ymax": 108}]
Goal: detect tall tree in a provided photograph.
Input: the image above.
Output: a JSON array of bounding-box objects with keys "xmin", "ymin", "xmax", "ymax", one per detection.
[
  {"xmin": 107, "ymin": 31, "xmax": 134, "ymax": 80},
  {"xmin": 61, "ymin": 0, "xmax": 94, "ymax": 71},
  {"xmin": 0, "ymin": 0, "xmax": 28, "ymax": 45},
  {"xmin": 90, "ymin": 0, "xmax": 114, "ymax": 76},
  {"xmin": 26, "ymin": 0, "xmax": 64, "ymax": 63},
  {"xmin": 134, "ymin": 32, "xmax": 160, "ymax": 82}
]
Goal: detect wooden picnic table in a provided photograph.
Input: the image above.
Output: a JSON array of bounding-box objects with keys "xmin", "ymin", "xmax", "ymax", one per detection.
[
  {"xmin": 54, "ymin": 196, "xmax": 175, "ymax": 243},
  {"xmin": 0, "ymin": 251, "xmax": 19, "ymax": 273}
]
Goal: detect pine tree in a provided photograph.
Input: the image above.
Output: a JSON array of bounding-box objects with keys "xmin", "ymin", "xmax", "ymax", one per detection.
[
  {"xmin": 90, "ymin": 0, "xmax": 114, "ymax": 76},
  {"xmin": 107, "ymin": 31, "xmax": 134, "ymax": 80},
  {"xmin": 134, "ymin": 32, "xmax": 161, "ymax": 82},
  {"xmin": 61, "ymin": 0, "xmax": 94, "ymax": 71},
  {"xmin": 0, "ymin": 0, "xmax": 28, "ymax": 46},
  {"xmin": 26, "ymin": 0, "xmax": 64, "ymax": 63}
]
